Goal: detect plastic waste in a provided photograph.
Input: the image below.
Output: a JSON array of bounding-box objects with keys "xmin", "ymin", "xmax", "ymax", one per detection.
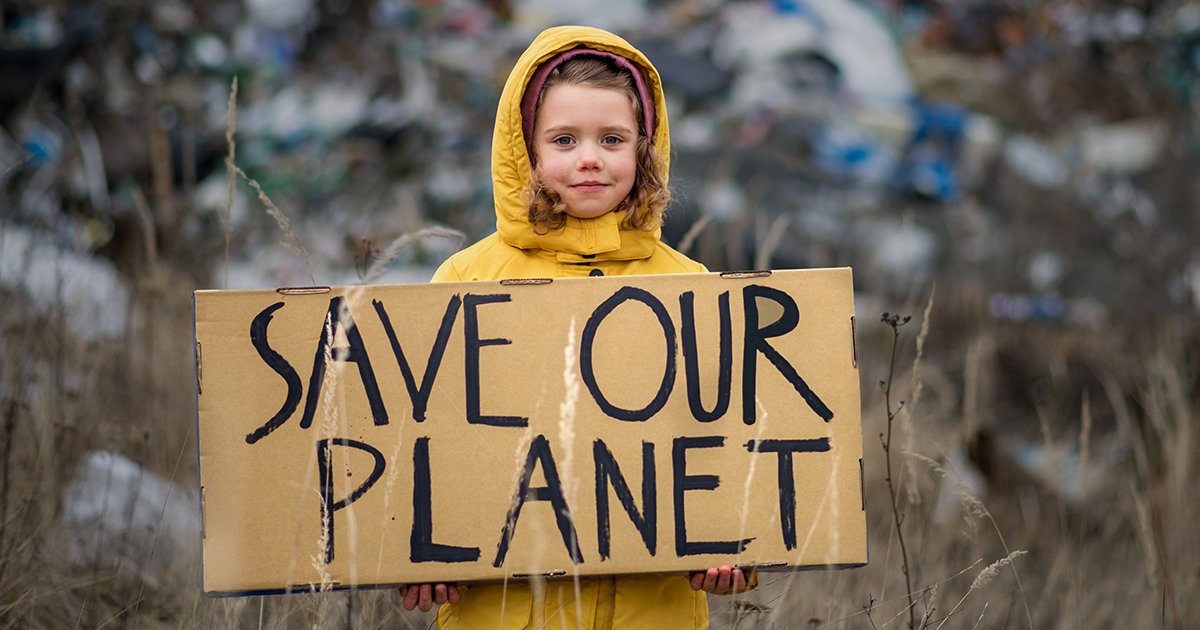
[
  {"xmin": 6, "ymin": 8, "xmax": 64, "ymax": 48},
  {"xmin": 714, "ymin": 4, "xmax": 821, "ymax": 69},
  {"xmin": 932, "ymin": 446, "xmax": 988, "ymax": 524},
  {"xmin": 896, "ymin": 102, "xmax": 967, "ymax": 200},
  {"xmin": 0, "ymin": 227, "xmax": 131, "ymax": 342},
  {"xmin": 1084, "ymin": 176, "xmax": 1159, "ymax": 227},
  {"xmin": 805, "ymin": 0, "xmax": 913, "ymax": 108},
  {"xmin": 988, "ymin": 292, "xmax": 1064, "ymax": 322},
  {"xmin": 699, "ymin": 177, "xmax": 744, "ymax": 222},
  {"xmin": 1186, "ymin": 256, "xmax": 1200, "ymax": 312},
  {"xmin": 310, "ymin": 83, "xmax": 370, "ymax": 138},
  {"xmin": 635, "ymin": 42, "xmax": 728, "ymax": 104},
  {"xmin": 1004, "ymin": 438, "xmax": 1122, "ymax": 505},
  {"xmin": 1064, "ymin": 296, "xmax": 1108, "ymax": 329},
  {"xmin": 190, "ymin": 33, "xmax": 230, "ymax": 70},
  {"xmin": 232, "ymin": 24, "xmax": 299, "ymax": 74},
  {"xmin": 865, "ymin": 220, "xmax": 938, "ymax": 282},
  {"xmin": 243, "ymin": 0, "xmax": 315, "ymax": 30},
  {"xmin": 59, "ymin": 451, "xmax": 200, "ymax": 573},
  {"xmin": 152, "ymin": 1, "xmax": 196, "ymax": 33},
  {"xmin": 1004, "ymin": 135, "xmax": 1068, "ymax": 189},
  {"xmin": 1078, "ymin": 119, "xmax": 1166, "ymax": 175},
  {"xmin": 1027, "ymin": 251, "xmax": 1065, "ymax": 292},
  {"xmin": 816, "ymin": 115, "xmax": 900, "ymax": 184},
  {"xmin": 512, "ymin": 0, "xmax": 648, "ymax": 34},
  {"xmin": 19, "ymin": 123, "xmax": 64, "ymax": 169}
]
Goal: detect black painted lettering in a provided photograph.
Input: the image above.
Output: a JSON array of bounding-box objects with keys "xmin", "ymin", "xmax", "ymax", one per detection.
[
  {"xmin": 246, "ymin": 302, "xmax": 303, "ymax": 444},
  {"xmin": 742, "ymin": 285, "xmax": 833, "ymax": 425},
  {"xmin": 745, "ymin": 438, "xmax": 831, "ymax": 550},
  {"xmin": 493, "ymin": 435, "xmax": 583, "ymax": 567},
  {"xmin": 580, "ymin": 287, "xmax": 676, "ymax": 422},
  {"xmin": 301, "ymin": 297, "xmax": 389, "ymax": 429},
  {"xmin": 672, "ymin": 436, "xmax": 753, "ymax": 556},
  {"xmin": 411, "ymin": 437, "xmax": 481, "ymax": 563},
  {"xmin": 374, "ymin": 296, "xmax": 460, "ymax": 422},
  {"xmin": 317, "ymin": 438, "xmax": 386, "ymax": 564},
  {"xmin": 680, "ymin": 291, "xmax": 732, "ymax": 423},
  {"xmin": 593, "ymin": 440, "xmax": 656, "ymax": 559},
  {"xmin": 464, "ymin": 294, "xmax": 527, "ymax": 427}
]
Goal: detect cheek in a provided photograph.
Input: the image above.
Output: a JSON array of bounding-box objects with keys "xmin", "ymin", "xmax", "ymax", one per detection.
[
  {"xmin": 538, "ymin": 155, "xmax": 572, "ymax": 189},
  {"xmin": 617, "ymin": 152, "xmax": 638, "ymax": 188}
]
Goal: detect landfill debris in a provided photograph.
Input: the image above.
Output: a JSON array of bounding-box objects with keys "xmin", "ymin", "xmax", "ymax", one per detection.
[
  {"xmin": 815, "ymin": 115, "xmax": 900, "ymax": 184},
  {"xmin": 933, "ymin": 446, "xmax": 988, "ymax": 525},
  {"xmin": 896, "ymin": 101, "xmax": 967, "ymax": 200},
  {"xmin": 1026, "ymin": 251, "xmax": 1065, "ymax": 292},
  {"xmin": 988, "ymin": 292, "xmax": 1064, "ymax": 323},
  {"xmin": 1003, "ymin": 437, "xmax": 1124, "ymax": 506},
  {"xmin": 958, "ymin": 113, "xmax": 1001, "ymax": 188},
  {"xmin": 1003, "ymin": 135, "xmax": 1068, "ymax": 189},
  {"xmin": 805, "ymin": 0, "xmax": 914, "ymax": 108},
  {"xmin": 865, "ymin": 220, "xmax": 938, "ymax": 282},
  {"xmin": 513, "ymin": 0, "xmax": 648, "ymax": 34},
  {"xmin": 0, "ymin": 0, "xmax": 1191, "ymax": 327},
  {"xmin": 58, "ymin": 451, "xmax": 200, "ymax": 574},
  {"xmin": 699, "ymin": 177, "xmax": 745, "ymax": 222},
  {"xmin": 0, "ymin": 227, "xmax": 130, "ymax": 342},
  {"xmin": 1082, "ymin": 176, "xmax": 1159, "ymax": 227},
  {"xmin": 1187, "ymin": 256, "xmax": 1200, "ymax": 312},
  {"xmin": 0, "ymin": 4, "xmax": 1195, "ymax": 627},
  {"xmin": 1078, "ymin": 119, "xmax": 1167, "ymax": 175},
  {"xmin": 244, "ymin": 0, "xmax": 316, "ymax": 30}
]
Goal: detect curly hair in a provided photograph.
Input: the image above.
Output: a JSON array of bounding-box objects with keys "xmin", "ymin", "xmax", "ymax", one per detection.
[{"xmin": 524, "ymin": 56, "xmax": 670, "ymax": 233}]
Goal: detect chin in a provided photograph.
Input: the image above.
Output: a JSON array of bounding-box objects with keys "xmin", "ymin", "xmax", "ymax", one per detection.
[{"xmin": 564, "ymin": 206, "xmax": 617, "ymax": 220}]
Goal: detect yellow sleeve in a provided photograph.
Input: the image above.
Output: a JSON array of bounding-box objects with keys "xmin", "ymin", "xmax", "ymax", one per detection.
[
  {"xmin": 430, "ymin": 257, "xmax": 462, "ymax": 283},
  {"xmin": 737, "ymin": 570, "xmax": 759, "ymax": 593}
]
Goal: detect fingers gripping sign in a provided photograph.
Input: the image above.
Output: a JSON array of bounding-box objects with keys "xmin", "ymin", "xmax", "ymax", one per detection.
[
  {"xmin": 689, "ymin": 565, "xmax": 747, "ymax": 595},
  {"xmin": 400, "ymin": 583, "xmax": 459, "ymax": 612}
]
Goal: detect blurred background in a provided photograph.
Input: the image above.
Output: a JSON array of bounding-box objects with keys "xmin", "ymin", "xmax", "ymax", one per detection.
[{"xmin": 1, "ymin": 0, "xmax": 1197, "ymax": 628}]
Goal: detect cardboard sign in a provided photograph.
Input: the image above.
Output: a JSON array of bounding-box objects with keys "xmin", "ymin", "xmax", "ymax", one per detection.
[{"xmin": 193, "ymin": 268, "xmax": 865, "ymax": 595}]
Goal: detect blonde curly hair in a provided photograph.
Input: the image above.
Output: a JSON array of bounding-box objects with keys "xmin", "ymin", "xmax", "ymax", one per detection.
[{"xmin": 524, "ymin": 56, "xmax": 670, "ymax": 234}]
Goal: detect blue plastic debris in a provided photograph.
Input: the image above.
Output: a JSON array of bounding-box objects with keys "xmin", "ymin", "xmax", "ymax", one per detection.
[{"xmin": 896, "ymin": 101, "xmax": 967, "ymax": 200}]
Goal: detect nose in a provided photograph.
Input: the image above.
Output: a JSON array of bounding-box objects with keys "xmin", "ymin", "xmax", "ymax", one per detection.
[{"xmin": 577, "ymin": 143, "xmax": 602, "ymax": 170}]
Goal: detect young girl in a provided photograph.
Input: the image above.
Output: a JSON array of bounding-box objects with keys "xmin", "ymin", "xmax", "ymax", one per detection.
[{"xmin": 408, "ymin": 26, "xmax": 749, "ymax": 628}]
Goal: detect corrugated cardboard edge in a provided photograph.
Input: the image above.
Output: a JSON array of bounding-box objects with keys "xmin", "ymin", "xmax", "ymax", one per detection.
[
  {"xmin": 192, "ymin": 291, "xmax": 208, "ymax": 593},
  {"xmin": 850, "ymin": 316, "xmax": 858, "ymax": 368},
  {"xmin": 847, "ymin": 273, "xmax": 870, "ymax": 568}
]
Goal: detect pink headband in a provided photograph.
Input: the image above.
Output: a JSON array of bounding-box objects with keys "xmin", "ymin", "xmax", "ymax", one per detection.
[{"xmin": 521, "ymin": 47, "xmax": 656, "ymax": 152}]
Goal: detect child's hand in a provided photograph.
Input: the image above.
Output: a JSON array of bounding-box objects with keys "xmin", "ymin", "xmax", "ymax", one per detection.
[
  {"xmin": 689, "ymin": 565, "xmax": 746, "ymax": 595},
  {"xmin": 400, "ymin": 583, "xmax": 459, "ymax": 612}
]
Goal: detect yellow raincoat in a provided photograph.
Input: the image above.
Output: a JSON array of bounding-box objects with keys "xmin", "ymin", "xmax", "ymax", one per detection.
[
  {"xmin": 431, "ymin": 26, "xmax": 705, "ymax": 283},
  {"xmin": 430, "ymin": 25, "xmax": 713, "ymax": 630}
]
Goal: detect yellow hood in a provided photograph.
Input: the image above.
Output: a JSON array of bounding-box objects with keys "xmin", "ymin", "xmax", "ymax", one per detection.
[{"xmin": 491, "ymin": 26, "xmax": 670, "ymax": 262}]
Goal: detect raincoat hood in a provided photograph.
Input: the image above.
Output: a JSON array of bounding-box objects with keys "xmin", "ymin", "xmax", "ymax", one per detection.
[{"xmin": 491, "ymin": 26, "xmax": 671, "ymax": 262}]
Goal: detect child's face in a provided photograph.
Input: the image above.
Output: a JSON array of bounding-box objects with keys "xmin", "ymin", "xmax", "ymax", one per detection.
[{"xmin": 532, "ymin": 83, "xmax": 638, "ymax": 220}]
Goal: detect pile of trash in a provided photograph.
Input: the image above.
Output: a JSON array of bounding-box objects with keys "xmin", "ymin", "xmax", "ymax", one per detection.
[
  {"xmin": 3, "ymin": 1, "xmax": 1199, "ymax": 624},
  {"xmin": 4, "ymin": 0, "xmax": 1199, "ymax": 332},
  {"xmin": 56, "ymin": 451, "xmax": 201, "ymax": 577}
]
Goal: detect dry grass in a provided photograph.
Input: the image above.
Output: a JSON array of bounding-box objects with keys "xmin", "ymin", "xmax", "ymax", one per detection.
[
  {"xmin": 2, "ymin": 239, "xmax": 1193, "ymax": 630},
  {"xmin": 705, "ymin": 294, "xmax": 1198, "ymax": 630},
  {"xmin": 1, "ymin": 88, "xmax": 1198, "ymax": 630}
]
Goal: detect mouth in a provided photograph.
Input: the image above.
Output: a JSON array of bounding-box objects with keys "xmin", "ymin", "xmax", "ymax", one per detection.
[{"xmin": 571, "ymin": 181, "xmax": 608, "ymax": 191}]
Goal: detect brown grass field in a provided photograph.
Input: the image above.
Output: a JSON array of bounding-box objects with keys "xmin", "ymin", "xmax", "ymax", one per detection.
[
  {"xmin": 1, "ymin": 184, "xmax": 1195, "ymax": 628},
  {"xmin": 3, "ymin": 3, "xmax": 1200, "ymax": 627}
]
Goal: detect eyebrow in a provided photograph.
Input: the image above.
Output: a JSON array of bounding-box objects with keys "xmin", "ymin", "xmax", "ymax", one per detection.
[{"xmin": 542, "ymin": 124, "xmax": 635, "ymax": 135}]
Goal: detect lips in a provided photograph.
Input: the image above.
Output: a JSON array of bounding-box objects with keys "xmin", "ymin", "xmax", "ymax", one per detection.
[{"xmin": 571, "ymin": 181, "xmax": 608, "ymax": 192}]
